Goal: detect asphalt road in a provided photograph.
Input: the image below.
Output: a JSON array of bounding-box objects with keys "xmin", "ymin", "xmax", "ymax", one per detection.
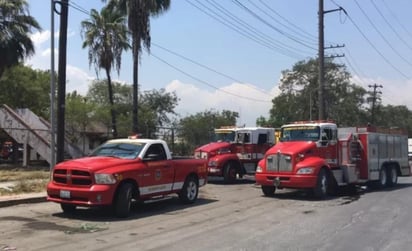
[{"xmin": 1, "ymin": 176, "xmax": 412, "ymax": 251}]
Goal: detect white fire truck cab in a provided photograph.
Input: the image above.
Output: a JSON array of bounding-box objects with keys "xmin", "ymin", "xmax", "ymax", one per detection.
[{"xmin": 195, "ymin": 126, "xmax": 276, "ymax": 183}]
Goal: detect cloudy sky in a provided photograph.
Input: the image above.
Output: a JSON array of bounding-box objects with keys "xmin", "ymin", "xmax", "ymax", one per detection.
[{"xmin": 26, "ymin": 0, "xmax": 412, "ymax": 126}]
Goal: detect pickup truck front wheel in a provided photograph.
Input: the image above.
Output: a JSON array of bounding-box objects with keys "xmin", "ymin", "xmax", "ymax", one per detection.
[
  {"xmin": 114, "ymin": 183, "xmax": 134, "ymax": 218},
  {"xmin": 61, "ymin": 203, "xmax": 76, "ymax": 214},
  {"xmin": 179, "ymin": 176, "xmax": 198, "ymax": 204},
  {"xmin": 261, "ymin": 185, "xmax": 276, "ymax": 196}
]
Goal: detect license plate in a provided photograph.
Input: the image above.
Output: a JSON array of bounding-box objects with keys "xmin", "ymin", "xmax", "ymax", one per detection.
[{"xmin": 60, "ymin": 190, "xmax": 71, "ymax": 199}]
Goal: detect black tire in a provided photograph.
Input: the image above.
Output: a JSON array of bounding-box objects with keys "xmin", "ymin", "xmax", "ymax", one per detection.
[
  {"xmin": 223, "ymin": 162, "xmax": 237, "ymax": 183},
  {"xmin": 313, "ymin": 169, "xmax": 328, "ymax": 199},
  {"xmin": 60, "ymin": 203, "xmax": 76, "ymax": 214},
  {"xmin": 179, "ymin": 176, "xmax": 199, "ymax": 204},
  {"xmin": 387, "ymin": 166, "xmax": 398, "ymax": 187},
  {"xmin": 114, "ymin": 183, "xmax": 134, "ymax": 218},
  {"xmin": 261, "ymin": 185, "xmax": 276, "ymax": 196}
]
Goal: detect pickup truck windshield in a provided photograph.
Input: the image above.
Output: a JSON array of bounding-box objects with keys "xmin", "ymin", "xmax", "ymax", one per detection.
[
  {"xmin": 280, "ymin": 126, "xmax": 320, "ymax": 142},
  {"xmin": 90, "ymin": 142, "xmax": 146, "ymax": 159}
]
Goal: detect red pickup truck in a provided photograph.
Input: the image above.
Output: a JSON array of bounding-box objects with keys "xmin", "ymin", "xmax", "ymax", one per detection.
[{"xmin": 47, "ymin": 138, "xmax": 208, "ymax": 217}]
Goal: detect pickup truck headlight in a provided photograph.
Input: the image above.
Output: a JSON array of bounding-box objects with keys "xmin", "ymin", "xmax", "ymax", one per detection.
[
  {"xmin": 297, "ymin": 167, "xmax": 314, "ymax": 174},
  {"xmin": 95, "ymin": 173, "xmax": 117, "ymax": 184},
  {"xmin": 256, "ymin": 165, "xmax": 263, "ymax": 173}
]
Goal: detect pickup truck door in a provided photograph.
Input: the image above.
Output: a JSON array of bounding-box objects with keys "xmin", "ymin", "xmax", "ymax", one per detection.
[{"xmin": 138, "ymin": 143, "xmax": 175, "ymax": 196}]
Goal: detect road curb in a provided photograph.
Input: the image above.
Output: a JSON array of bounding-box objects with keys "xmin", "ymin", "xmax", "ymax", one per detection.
[{"xmin": 0, "ymin": 195, "xmax": 47, "ymax": 208}]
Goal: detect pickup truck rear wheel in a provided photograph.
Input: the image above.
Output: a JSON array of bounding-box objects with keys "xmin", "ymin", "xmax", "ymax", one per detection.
[
  {"xmin": 179, "ymin": 176, "xmax": 198, "ymax": 204},
  {"xmin": 261, "ymin": 185, "xmax": 276, "ymax": 196},
  {"xmin": 114, "ymin": 183, "xmax": 133, "ymax": 218},
  {"xmin": 60, "ymin": 203, "xmax": 76, "ymax": 214}
]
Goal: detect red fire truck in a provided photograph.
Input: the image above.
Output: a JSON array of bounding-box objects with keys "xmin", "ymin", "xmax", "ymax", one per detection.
[
  {"xmin": 255, "ymin": 121, "xmax": 410, "ymax": 198},
  {"xmin": 195, "ymin": 126, "xmax": 276, "ymax": 183}
]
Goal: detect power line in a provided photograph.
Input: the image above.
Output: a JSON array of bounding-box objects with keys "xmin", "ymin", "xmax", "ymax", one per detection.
[
  {"xmin": 340, "ymin": 5, "xmax": 410, "ymax": 79},
  {"xmin": 68, "ymin": 1, "xmax": 90, "ymax": 15},
  {"xmin": 354, "ymin": 1, "xmax": 412, "ymax": 68},
  {"xmin": 232, "ymin": 0, "xmax": 317, "ymax": 51},
  {"xmin": 206, "ymin": 0, "xmax": 312, "ymax": 55},
  {"xmin": 184, "ymin": 0, "xmax": 305, "ymax": 59},
  {"xmin": 380, "ymin": 0, "xmax": 412, "ymax": 41},
  {"xmin": 258, "ymin": 0, "xmax": 318, "ymax": 45},
  {"xmin": 206, "ymin": 0, "xmax": 311, "ymax": 55},
  {"xmin": 370, "ymin": 0, "xmax": 412, "ymax": 52},
  {"xmin": 250, "ymin": 0, "xmax": 317, "ymax": 46},
  {"xmin": 152, "ymin": 42, "xmax": 273, "ymax": 98},
  {"xmin": 150, "ymin": 52, "xmax": 272, "ymax": 103}
]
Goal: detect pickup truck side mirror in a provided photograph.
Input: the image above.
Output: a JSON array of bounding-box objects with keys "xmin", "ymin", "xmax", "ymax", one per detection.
[{"xmin": 143, "ymin": 153, "xmax": 161, "ymax": 161}]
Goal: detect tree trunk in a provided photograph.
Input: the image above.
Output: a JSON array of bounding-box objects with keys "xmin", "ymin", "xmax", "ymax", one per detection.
[
  {"xmin": 132, "ymin": 41, "xmax": 139, "ymax": 134},
  {"xmin": 106, "ymin": 69, "xmax": 117, "ymax": 138}
]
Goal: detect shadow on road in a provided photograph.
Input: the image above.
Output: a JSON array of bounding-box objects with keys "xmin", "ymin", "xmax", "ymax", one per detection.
[
  {"xmin": 207, "ymin": 175, "xmax": 256, "ymax": 185},
  {"xmin": 50, "ymin": 196, "xmax": 217, "ymax": 222},
  {"xmin": 257, "ymin": 180, "xmax": 412, "ymax": 206}
]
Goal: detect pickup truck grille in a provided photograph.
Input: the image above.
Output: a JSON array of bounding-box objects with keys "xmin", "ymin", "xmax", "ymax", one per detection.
[
  {"xmin": 266, "ymin": 153, "xmax": 292, "ymax": 172},
  {"xmin": 53, "ymin": 169, "xmax": 92, "ymax": 186}
]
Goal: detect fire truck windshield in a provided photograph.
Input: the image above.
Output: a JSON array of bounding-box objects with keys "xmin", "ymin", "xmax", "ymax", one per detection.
[
  {"xmin": 280, "ymin": 126, "xmax": 320, "ymax": 142},
  {"xmin": 215, "ymin": 131, "xmax": 236, "ymax": 142}
]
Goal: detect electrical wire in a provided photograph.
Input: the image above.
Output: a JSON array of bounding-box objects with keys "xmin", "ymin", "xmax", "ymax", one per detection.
[
  {"xmin": 251, "ymin": 0, "xmax": 318, "ymax": 46},
  {"xmin": 370, "ymin": 0, "xmax": 412, "ymax": 52},
  {"xmin": 185, "ymin": 0, "xmax": 305, "ymax": 59},
  {"xmin": 151, "ymin": 42, "xmax": 273, "ymax": 98},
  {"xmin": 380, "ymin": 0, "xmax": 412, "ymax": 41},
  {"xmin": 69, "ymin": 1, "xmax": 90, "ymax": 15},
  {"xmin": 354, "ymin": 1, "xmax": 412, "ymax": 68},
  {"xmin": 232, "ymin": 0, "xmax": 317, "ymax": 51},
  {"xmin": 150, "ymin": 52, "xmax": 272, "ymax": 103},
  {"xmin": 340, "ymin": 5, "xmax": 410, "ymax": 79},
  {"xmin": 206, "ymin": 0, "xmax": 312, "ymax": 55}
]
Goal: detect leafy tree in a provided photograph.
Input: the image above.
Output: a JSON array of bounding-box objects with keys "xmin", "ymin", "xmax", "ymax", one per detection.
[
  {"xmin": 87, "ymin": 80, "xmax": 178, "ymax": 138},
  {"xmin": 81, "ymin": 6, "xmax": 130, "ymax": 138},
  {"xmin": 65, "ymin": 91, "xmax": 97, "ymax": 148},
  {"xmin": 0, "ymin": 64, "xmax": 50, "ymax": 117},
  {"xmin": 105, "ymin": 0, "xmax": 171, "ymax": 134},
  {"xmin": 0, "ymin": 0, "xmax": 41, "ymax": 78},
  {"xmin": 140, "ymin": 88, "xmax": 178, "ymax": 137},
  {"xmin": 267, "ymin": 58, "xmax": 369, "ymax": 127},
  {"xmin": 374, "ymin": 105, "xmax": 412, "ymax": 135},
  {"xmin": 178, "ymin": 109, "xmax": 239, "ymax": 154}
]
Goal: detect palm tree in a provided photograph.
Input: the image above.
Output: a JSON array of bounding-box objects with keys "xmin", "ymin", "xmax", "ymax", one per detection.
[
  {"xmin": 106, "ymin": 0, "xmax": 171, "ymax": 134},
  {"xmin": 0, "ymin": 0, "xmax": 41, "ymax": 78},
  {"xmin": 81, "ymin": 6, "xmax": 130, "ymax": 138}
]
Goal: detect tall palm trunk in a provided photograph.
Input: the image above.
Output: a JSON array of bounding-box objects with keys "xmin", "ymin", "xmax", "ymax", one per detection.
[
  {"xmin": 105, "ymin": 69, "xmax": 118, "ymax": 138},
  {"xmin": 132, "ymin": 40, "xmax": 139, "ymax": 134}
]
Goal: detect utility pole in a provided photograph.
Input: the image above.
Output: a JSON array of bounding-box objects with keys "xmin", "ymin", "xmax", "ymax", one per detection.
[
  {"xmin": 56, "ymin": 0, "xmax": 69, "ymax": 163},
  {"xmin": 50, "ymin": 0, "xmax": 56, "ymax": 169},
  {"xmin": 318, "ymin": 0, "xmax": 344, "ymax": 120},
  {"xmin": 368, "ymin": 84, "xmax": 383, "ymax": 124},
  {"xmin": 318, "ymin": 0, "xmax": 325, "ymax": 120}
]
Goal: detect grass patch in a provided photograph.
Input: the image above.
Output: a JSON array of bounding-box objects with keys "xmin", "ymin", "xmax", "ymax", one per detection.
[
  {"xmin": 0, "ymin": 179, "xmax": 49, "ymax": 196},
  {"xmin": 0, "ymin": 167, "xmax": 50, "ymax": 182},
  {"xmin": 0, "ymin": 166, "xmax": 50, "ymax": 195}
]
